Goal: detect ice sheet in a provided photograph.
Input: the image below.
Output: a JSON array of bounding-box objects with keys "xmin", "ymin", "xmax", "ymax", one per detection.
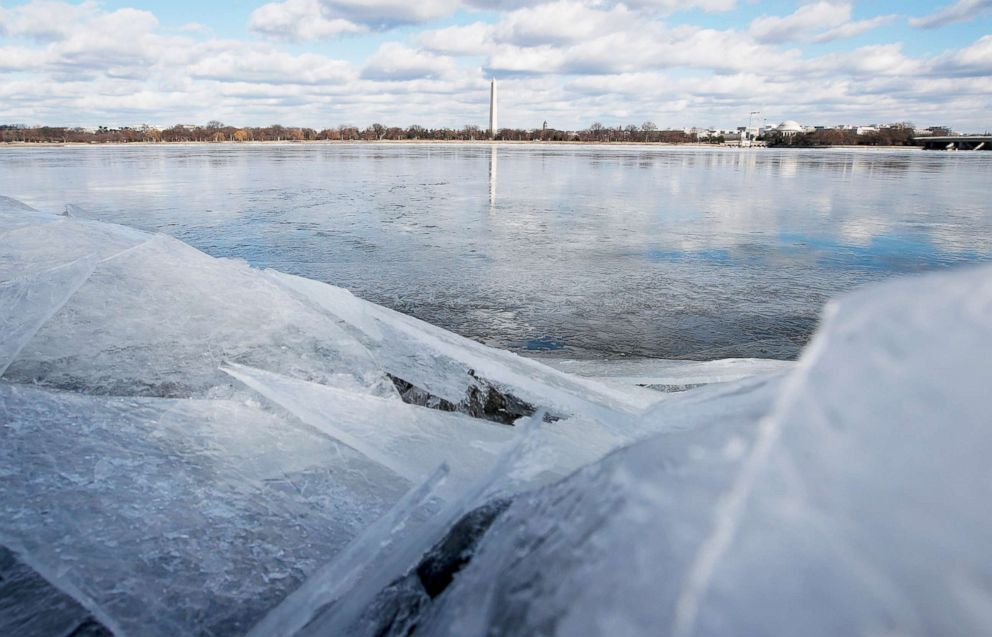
[
  {"xmin": 0, "ymin": 257, "xmax": 95, "ymax": 375},
  {"xmin": 5, "ymin": 234, "xmax": 394, "ymax": 398},
  {"xmin": 0, "ymin": 382, "xmax": 409, "ymax": 637},
  {"xmin": 0, "ymin": 196, "xmax": 58, "ymax": 235},
  {"xmin": 0, "ymin": 217, "xmax": 150, "ymax": 280}
]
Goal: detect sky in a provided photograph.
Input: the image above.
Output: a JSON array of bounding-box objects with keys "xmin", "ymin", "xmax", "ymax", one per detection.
[{"xmin": 0, "ymin": 0, "xmax": 990, "ymax": 131}]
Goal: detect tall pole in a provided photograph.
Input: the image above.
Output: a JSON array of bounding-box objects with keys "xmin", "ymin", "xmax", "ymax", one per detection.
[{"xmin": 489, "ymin": 79, "xmax": 498, "ymax": 140}]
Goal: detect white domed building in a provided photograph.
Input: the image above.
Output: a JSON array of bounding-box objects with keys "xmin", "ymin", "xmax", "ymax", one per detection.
[{"xmin": 776, "ymin": 120, "xmax": 805, "ymax": 137}]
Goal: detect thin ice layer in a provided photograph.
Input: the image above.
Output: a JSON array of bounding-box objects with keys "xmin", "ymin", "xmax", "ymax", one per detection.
[
  {"xmin": 6, "ymin": 234, "xmax": 394, "ymax": 398},
  {"xmin": 0, "ymin": 258, "xmax": 95, "ymax": 375},
  {"xmin": 0, "ymin": 382, "xmax": 409, "ymax": 637},
  {"xmin": 400, "ymin": 264, "xmax": 992, "ymax": 637},
  {"xmin": 0, "ymin": 197, "xmax": 57, "ymax": 235},
  {"xmin": 267, "ymin": 270, "xmax": 661, "ymax": 424},
  {"xmin": 0, "ymin": 217, "xmax": 150, "ymax": 280}
]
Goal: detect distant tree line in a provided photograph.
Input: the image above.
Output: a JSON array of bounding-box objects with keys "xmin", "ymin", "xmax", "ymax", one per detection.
[{"xmin": 0, "ymin": 121, "xmax": 948, "ymax": 146}]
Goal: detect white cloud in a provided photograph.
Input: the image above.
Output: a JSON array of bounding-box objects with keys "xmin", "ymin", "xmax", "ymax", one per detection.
[
  {"xmin": 0, "ymin": 0, "xmax": 990, "ymax": 131},
  {"xmin": 190, "ymin": 49, "xmax": 355, "ymax": 84},
  {"xmin": 494, "ymin": 1, "xmax": 639, "ymax": 46},
  {"xmin": 419, "ymin": 22, "xmax": 495, "ymax": 56},
  {"xmin": 319, "ymin": 0, "xmax": 459, "ymax": 28},
  {"xmin": 0, "ymin": 0, "xmax": 99, "ymax": 41},
  {"xmin": 933, "ymin": 34, "xmax": 992, "ymax": 76},
  {"xmin": 249, "ymin": 0, "xmax": 365, "ymax": 40},
  {"xmin": 361, "ymin": 42, "xmax": 459, "ymax": 80},
  {"xmin": 749, "ymin": 1, "xmax": 891, "ymax": 44},
  {"xmin": 910, "ymin": 0, "xmax": 992, "ymax": 29}
]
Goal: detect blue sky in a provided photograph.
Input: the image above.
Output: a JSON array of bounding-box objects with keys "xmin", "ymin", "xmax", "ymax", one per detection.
[{"xmin": 1, "ymin": 0, "xmax": 990, "ymax": 130}]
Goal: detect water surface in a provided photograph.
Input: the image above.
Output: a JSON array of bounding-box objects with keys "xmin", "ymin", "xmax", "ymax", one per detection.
[{"xmin": 2, "ymin": 143, "xmax": 989, "ymax": 359}]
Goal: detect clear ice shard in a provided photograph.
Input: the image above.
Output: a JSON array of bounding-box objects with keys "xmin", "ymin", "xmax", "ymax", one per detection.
[
  {"xmin": 246, "ymin": 464, "xmax": 450, "ymax": 637},
  {"xmin": 0, "ymin": 382, "xmax": 409, "ymax": 637},
  {"xmin": 223, "ymin": 363, "xmax": 516, "ymax": 493},
  {"xmin": 398, "ymin": 264, "xmax": 992, "ymax": 637},
  {"xmin": 223, "ymin": 363, "xmax": 625, "ymax": 499},
  {"xmin": 0, "ymin": 257, "xmax": 96, "ymax": 375},
  {"xmin": 266, "ymin": 270, "xmax": 663, "ymax": 423},
  {"xmin": 5, "ymin": 233, "xmax": 393, "ymax": 398}
]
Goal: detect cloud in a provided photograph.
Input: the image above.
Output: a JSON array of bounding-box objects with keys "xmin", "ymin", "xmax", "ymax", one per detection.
[
  {"xmin": 749, "ymin": 1, "xmax": 891, "ymax": 44},
  {"xmin": 361, "ymin": 42, "xmax": 459, "ymax": 80},
  {"xmin": 0, "ymin": 0, "xmax": 99, "ymax": 41},
  {"xmin": 494, "ymin": 1, "xmax": 639, "ymax": 47},
  {"xmin": 249, "ymin": 0, "xmax": 365, "ymax": 40},
  {"xmin": 190, "ymin": 49, "xmax": 355, "ymax": 85},
  {"xmin": 1, "ymin": 0, "xmax": 991, "ymax": 132},
  {"xmin": 910, "ymin": 0, "xmax": 992, "ymax": 29},
  {"xmin": 932, "ymin": 34, "xmax": 992, "ymax": 76},
  {"xmin": 319, "ymin": 0, "xmax": 459, "ymax": 28},
  {"xmin": 419, "ymin": 22, "xmax": 495, "ymax": 56}
]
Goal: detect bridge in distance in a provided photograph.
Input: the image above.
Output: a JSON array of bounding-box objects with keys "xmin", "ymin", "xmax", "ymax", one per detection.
[{"xmin": 920, "ymin": 135, "xmax": 992, "ymax": 150}]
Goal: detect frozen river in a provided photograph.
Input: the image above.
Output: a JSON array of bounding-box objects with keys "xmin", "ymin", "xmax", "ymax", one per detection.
[{"xmin": 2, "ymin": 143, "xmax": 990, "ymax": 360}]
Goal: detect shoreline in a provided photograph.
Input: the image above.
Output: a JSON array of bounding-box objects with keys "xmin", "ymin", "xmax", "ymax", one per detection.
[{"xmin": 0, "ymin": 139, "xmax": 925, "ymax": 151}]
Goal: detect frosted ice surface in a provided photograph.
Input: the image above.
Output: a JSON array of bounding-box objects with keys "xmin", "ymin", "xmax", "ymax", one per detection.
[
  {"xmin": 5, "ymin": 234, "xmax": 394, "ymax": 398},
  {"xmin": 0, "ymin": 258, "xmax": 95, "ymax": 375},
  {"xmin": 268, "ymin": 270, "xmax": 662, "ymax": 423},
  {"xmin": 0, "ymin": 382, "xmax": 409, "ymax": 636},
  {"xmin": 404, "ymin": 264, "xmax": 992, "ymax": 637}
]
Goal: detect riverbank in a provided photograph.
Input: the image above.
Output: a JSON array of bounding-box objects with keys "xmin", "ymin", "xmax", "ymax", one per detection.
[{"xmin": 0, "ymin": 139, "xmax": 926, "ymax": 150}]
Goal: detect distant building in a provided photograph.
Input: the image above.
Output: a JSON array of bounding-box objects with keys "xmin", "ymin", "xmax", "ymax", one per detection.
[{"xmin": 776, "ymin": 120, "xmax": 805, "ymax": 136}]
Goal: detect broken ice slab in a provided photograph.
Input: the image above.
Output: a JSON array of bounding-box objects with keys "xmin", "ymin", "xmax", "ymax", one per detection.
[
  {"xmin": 246, "ymin": 465, "xmax": 450, "ymax": 637},
  {"xmin": 0, "ymin": 216, "xmax": 150, "ymax": 281},
  {"xmin": 0, "ymin": 196, "xmax": 59, "ymax": 235},
  {"xmin": 685, "ymin": 263, "xmax": 992, "ymax": 637},
  {"xmin": 224, "ymin": 363, "xmax": 625, "ymax": 501},
  {"xmin": 4, "ymin": 233, "xmax": 395, "ymax": 399},
  {"xmin": 223, "ymin": 363, "xmax": 517, "ymax": 495},
  {"xmin": 536, "ymin": 357, "xmax": 794, "ymax": 393},
  {"xmin": 394, "ymin": 264, "xmax": 992, "ymax": 637},
  {"xmin": 266, "ymin": 270, "xmax": 664, "ymax": 425},
  {"xmin": 0, "ymin": 257, "xmax": 95, "ymax": 375},
  {"xmin": 0, "ymin": 382, "xmax": 410, "ymax": 637},
  {"xmin": 0, "ymin": 546, "xmax": 113, "ymax": 637}
]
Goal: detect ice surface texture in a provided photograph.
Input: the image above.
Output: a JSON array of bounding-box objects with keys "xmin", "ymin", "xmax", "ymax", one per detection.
[
  {"xmin": 2, "ymin": 196, "xmax": 988, "ymax": 636},
  {"xmin": 401, "ymin": 264, "xmax": 992, "ymax": 637}
]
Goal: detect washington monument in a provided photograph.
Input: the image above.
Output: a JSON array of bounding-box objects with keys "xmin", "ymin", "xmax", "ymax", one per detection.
[{"xmin": 489, "ymin": 78, "xmax": 498, "ymax": 140}]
